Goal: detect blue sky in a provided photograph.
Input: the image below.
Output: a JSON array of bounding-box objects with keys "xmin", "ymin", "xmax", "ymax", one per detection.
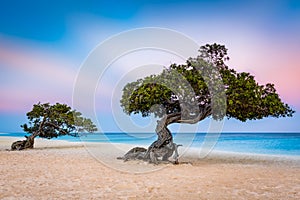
[{"xmin": 1, "ymin": 0, "xmax": 300, "ymax": 133}]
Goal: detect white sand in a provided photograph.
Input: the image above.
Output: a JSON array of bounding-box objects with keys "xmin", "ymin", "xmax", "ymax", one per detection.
[{"xmin": 0, "ymin": 137, "xmax": 299, "ymax": 199}]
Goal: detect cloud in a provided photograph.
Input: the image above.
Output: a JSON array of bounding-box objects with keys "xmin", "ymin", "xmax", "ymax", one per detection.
[
  {"xmin": 0, "ymin": 36, "xmax": 78, "ymax": 112},
  {"xmin": 226, "ymin": 34, "xmax": 300, "ymax": 107}
]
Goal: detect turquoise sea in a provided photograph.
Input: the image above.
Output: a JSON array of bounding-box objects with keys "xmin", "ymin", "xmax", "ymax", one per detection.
[{"xmin": 1, "ymin": 132, "xmax": 300, "ymax": 157}]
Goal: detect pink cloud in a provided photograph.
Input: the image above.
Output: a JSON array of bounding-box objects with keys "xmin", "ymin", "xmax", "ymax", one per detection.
[
  {"xmin": 226, "ymin": 34, "xmax": 300, "ymax": 109},
  {"xmin": 0, "ymin": 37, "xmax": 78, "ymax": 112},
  {"xmin": 0, "ymin": 39, "xmax": 76, "ymax": 84}
]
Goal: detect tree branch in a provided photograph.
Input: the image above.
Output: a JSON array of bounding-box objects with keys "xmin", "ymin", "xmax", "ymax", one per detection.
[
  {"xmin": 44, "ymin": 122, "xmax": 68, "ymax": 135},
  {"xmin": 32, "ymin": 116, "xmax": 47, "ymax": 138},
  {"xmin": 177, "ymin": 105, "xmax": 212, "ymax": 124},
  {"xmin": 165, "ymin": 112, "xmax": 181, "ymax": 125}
]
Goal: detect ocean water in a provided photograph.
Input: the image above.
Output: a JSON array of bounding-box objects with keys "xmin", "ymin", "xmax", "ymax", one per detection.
[{"xmin": 1, "ymin": 132, "xmax": 300, "ymax": 157}]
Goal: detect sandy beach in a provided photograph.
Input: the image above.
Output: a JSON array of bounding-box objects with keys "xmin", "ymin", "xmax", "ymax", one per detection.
[{"xmin": 0, "ymin": 137, "xmax": 299, "ymax": 199}]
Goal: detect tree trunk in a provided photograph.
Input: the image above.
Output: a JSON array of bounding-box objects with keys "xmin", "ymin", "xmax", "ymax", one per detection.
[
  {"xmin": 118, "ymin": 115, "xmax": 181, "ymax": 164},
  {"xmin": 118, "ymin": 106, "xmax": 211, "ymax": 163},
  {"xmin": 11, "ymin": 134, "xmax": 36, "ymax": 151}
]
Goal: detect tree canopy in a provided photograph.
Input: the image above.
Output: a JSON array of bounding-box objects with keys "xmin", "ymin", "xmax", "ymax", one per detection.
[
  {"xmin": 120, "ymin": 43, "xmax": 294, "ymax": 124},
  {"xmin": 21, "ymin": 102, "xmax": 97, "ymax": 139}
]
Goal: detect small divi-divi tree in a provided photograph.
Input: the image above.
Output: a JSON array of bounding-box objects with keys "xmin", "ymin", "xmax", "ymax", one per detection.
[
  {"xmin": 119, "ymin": 43, "xmax": 295, "ymax": 163},
  {"xmin": 11, "ymin": 102, "xmax": 97, "ymax": 150}
]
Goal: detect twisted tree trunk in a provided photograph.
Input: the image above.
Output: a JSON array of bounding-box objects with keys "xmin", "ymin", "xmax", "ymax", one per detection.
[
  {"xmin": 11, "ymin": 133, "xmax": 37, "ymax": 150},
  {"xmin": 118, "ymin": 105, "xmax": 212, "ymax": 164},
  {"xmin": 118, "ymin": 114, "xmax": 182, "ymax": 164},
  {"xmin": 11, "ymin": 116, "xmax": 48, "ymax": 151}
]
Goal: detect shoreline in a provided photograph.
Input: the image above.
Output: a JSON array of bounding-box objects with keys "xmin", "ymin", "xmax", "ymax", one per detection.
[
  {"xmin": 0, "ymin": 136, "xmax": 299, "ymax": 199},
  {"xmin": 1, "ymin": 136, "xmax": 299, "ymax": 165},
  {"xmin": 2, "ymin": 132, "xmax": 299, "ymax": 157}
]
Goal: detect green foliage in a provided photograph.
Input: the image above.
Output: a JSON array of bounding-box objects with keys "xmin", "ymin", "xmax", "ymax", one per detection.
[
  {"xmin": 21, "ymin": 102, "xmax": 97, "ymax": 139},
  {"xmin": 120, "ymin": 43, "xmax": 294, "ymax": 123},
  {"xmin": 222, "ymin": 70, "xmax": 294, "ymax": 121},
  {"xmin": 198, "ymin": 43, "xmax": 230, "ymax": 67}
]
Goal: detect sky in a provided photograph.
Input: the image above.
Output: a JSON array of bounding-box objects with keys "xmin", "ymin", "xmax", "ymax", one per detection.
[{"xmin": 0, "ymin": 0, "xmax": 300, "ymax": 133}]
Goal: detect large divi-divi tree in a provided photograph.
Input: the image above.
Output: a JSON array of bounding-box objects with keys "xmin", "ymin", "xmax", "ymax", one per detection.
[
  {"xmin": 119, "ymin": 43, "xmax": 294, "ymax": 164},
  {"xmin": 11, "ymin": 102, "xmax": 97, "ymax": 150}
]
